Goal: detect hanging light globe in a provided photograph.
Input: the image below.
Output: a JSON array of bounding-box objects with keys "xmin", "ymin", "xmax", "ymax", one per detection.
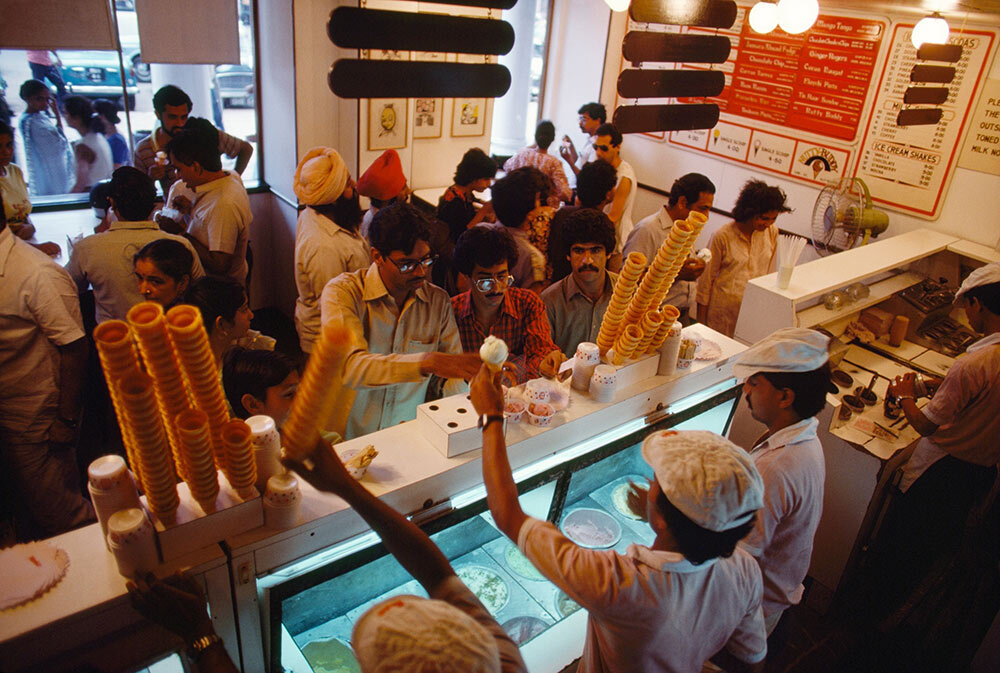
[
  {"xmin": 911, "ymin": 13, "xmax": 949, "ymax": 49},
  {"xmin": 605, "ymin": 0, "xmax": 630, "ymax": 11},
  {"xmin": 748, "ymin": 2, "xmax": 779, "ymax": 33},
  {"xmin": 777, "ymin": 0, "xmax": 819, "ymax": 34}
]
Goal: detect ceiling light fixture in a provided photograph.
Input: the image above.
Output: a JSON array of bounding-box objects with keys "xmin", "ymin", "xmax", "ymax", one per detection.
[
  {"xmin": 748, "ymin": 2, "xmax": 779, "ymax": 33},
  {"xmin": 777, "ymin": 0, "xmax": 819, "ymax": 34},
  {"xmin": 911, "ymin": 12, "xmax": 950, "ymax": 50},
  {"xmin": 605, "ymin": 0, "xmax": 630, "ymax": 12}
]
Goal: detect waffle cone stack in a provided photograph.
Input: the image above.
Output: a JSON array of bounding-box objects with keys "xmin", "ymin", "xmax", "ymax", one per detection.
[
  {"xmin": 646, "ymin": 305, "xmax": 682, "ymax": 354},
  {"xmin": 127, "ymin": 302, "xmax": 191, "ymax": 480},
  {"xmin": 635, "ymin": 310, "xmax": 665, "ymax": 355},
  {"xmin": 611, "ymin": 324, "xmax": 643, "ymax": 365},
  {"xmin": 220, "ymin": 419, "xmax": 257, "ymax": 500},
  {"xmin": 283, "ymin": 322, "xmax": 354, "ymax": 461},
  {"xmin": 165, "ymin": 305, "xmax": 231, "ymax": 472},
  {"xmin": 93, "ymin": 321, "xmax": 143, "ymax": 484},
  {"xmin": 175, "ymin": 409, "xmax": 220, "ymax": 514},
  {"xmin": 596, "ymin": 252, "xmax": 646, "ymax": 355},
  {"xmin": 117, "ymin": 371, "xmax": 179, "ymax": 524}
]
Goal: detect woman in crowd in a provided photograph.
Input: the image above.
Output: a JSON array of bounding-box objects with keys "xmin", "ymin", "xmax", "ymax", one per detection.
[
  {"xmin": 93, "ymin": 99, "xmax": 129, "ymax": 169},
  {"xmin": 437, "ymin": 147, "xmax": 497, "ymax": 244},
  {"xmin": 696, "ymin": 179, "xmax": 790, "ymax": 338},
  {"xmin": 62, "ymin": 95, "xmax": 114, "ymax": 193},
  {"xmin": 17, "ymin": 79, "xmax": 72, "ymax": 196},
  {"xmin": 182, "ymin": 276, "xmax": 255, "ymax": 367},
  {"xmin": 133, "ymin": 238, "xmax": 196, "ymax": 310},
  {"xmin": 0, "ymin": 121, "xmax": 35, "ymax": 239}
]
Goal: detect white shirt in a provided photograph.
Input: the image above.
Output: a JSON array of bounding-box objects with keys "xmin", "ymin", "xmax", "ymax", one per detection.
[
  {"xmin": 0, "ymin": 226, "xmax": 86, "ymax": 441},
  {"xmin": 605, "ymin": 160, "xmax": 637, "ymax": 252},
  {"xmin": 76, "ymin": 131, "xmax": 114, "ymax": 189},
  {"xmin": 624, "ymin": 207, "xmax": 696, "ymax": 310},
  {"xmin": 294, "ymin": 207, "xmax": 371, "ymax": 352},
  {"xmin": 187, "ymin": 172, "xmax": 251, "ymax": 284},
  {"xmin": 900, "ymin": 331, "xmax": 1000, "ymax": 492},
  {"xmin": 518, "ymin": 517, "xmax": 766, "ymax": 673},
  {"xmin": 739, "ymin": 417, "xmax": 825, "ymax": 617},
  {"xmin": 66, "ymin": 221, "xmax": 205, "ymax": 323},
  {"xmin": 577, "ymin": 137, "xmax": 597, "ymax": 169}
]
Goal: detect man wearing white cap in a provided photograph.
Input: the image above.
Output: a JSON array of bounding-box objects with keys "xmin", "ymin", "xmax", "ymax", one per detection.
[
  {"xmin": 733, "ymin": 327, "xmax": 834, "ymax": 634},
  {"xmin": 282, "ymin": 439, "xmax": 526, "ymax": 673},
  {"xmin": 470, "ymin": 366, "xmax": 768, "ymax": 672},
  {"xmin": 878, "ymin": 263, "xmax": 1000, "ymax": 609},
  {"xmin": 293, "ymin": 147, "xmax": 370, "ymax": 353}
]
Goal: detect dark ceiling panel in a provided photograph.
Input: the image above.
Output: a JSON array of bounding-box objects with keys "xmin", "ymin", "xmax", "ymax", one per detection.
[
  {"xmin": 329, "ymin": 60, "xmax": 511, "ymax": 98},
  {"xmin": 916, "ymin": 43, "xmax": 963, "ymax": 62},
  {"xmin": 395, "ymin": 0, "xmax": 517, "ymax": 7},
  {"xmin": 629, "ymin": 0, "xmax": 737, "ymax": 28},
  {"xmin": 328, "ymin": 7, "xmax": 515, "ymax": 55},
  {"xmin": 614, "ymin": 103, "xmax": 721, "ymax": 132},
  {"xmin": 910, "ymin": 64, "xmax": 956, "ymax": 83},
  {"xmin": 618, "ymin": 69, "xmax": 725, "ymax": 98},
  {"xmin": 622, "ymin": 32, "xmax": 731, "ymax": 64}
]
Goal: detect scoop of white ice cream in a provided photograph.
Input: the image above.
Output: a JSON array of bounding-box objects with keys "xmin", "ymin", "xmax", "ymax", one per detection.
[{"xmin": 480, "ymin": 335, "xmax": 509, "ymax": 366}]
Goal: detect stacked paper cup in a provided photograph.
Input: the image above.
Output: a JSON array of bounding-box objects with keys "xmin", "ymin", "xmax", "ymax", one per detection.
[
  {"xmin": 572, "ymin": 342, "xmax": 600, "ymax": 391},
  {"xmin": 247, "ymin": 415, "xmax": 283, "ymax": 494},
  {"xmin": 107, "ymin": 508, "xmax": 159, "ymax": 578},
  {"xmin": 88, "ymin": 455, "xmax": 142, "ymax": 549},
  {"xmin": 264, "ymin": 473, "xmax": 301, "ymax": 529},
  {"xmin": 657, "ymin": 322, "xmax": 685, "ymax": 376},
  {"xmin": 590, "ymin": 365, "xmax": 617, "ymax": 403}
]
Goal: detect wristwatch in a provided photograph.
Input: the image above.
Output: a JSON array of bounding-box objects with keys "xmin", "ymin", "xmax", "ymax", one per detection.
[
  {"xmin": 187, "ymin": 632, "xmax": 223, "ymax": 659},
  {"xmin": 478, "ymin": 414, "xmax": 504, "ymax": 430}
]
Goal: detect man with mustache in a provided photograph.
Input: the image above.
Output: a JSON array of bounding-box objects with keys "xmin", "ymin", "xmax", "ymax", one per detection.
[
  {"xmin": 541, "ymin": 208, "xmax": 618, "ymax": 357},
  {"xmin": 133, "ymin": 85, "xmax": 253, "ymax": 195},
  {"xmin": 451, "ymin": 226, "xmax": 564, "ymax": 384},
  {"xmin": 293, "ymin": 147, "xmax": 370, "ymax": 354},
  {"xmin": 625, "ymin": 173, "xmax": 715, "ymax": 322}
]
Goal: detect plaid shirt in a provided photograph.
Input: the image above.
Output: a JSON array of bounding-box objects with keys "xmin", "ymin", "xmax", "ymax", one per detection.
[{"xmin": 451, "ymin": 287, "xmax": 559, "ymax": 384}]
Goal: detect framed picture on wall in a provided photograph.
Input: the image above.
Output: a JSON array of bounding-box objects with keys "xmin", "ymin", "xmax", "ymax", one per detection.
[
  {"xmin": 369, "ymin": 98, "xmax": 407, "ymax": 151},
  {"xmin": 451, "ymin": 98, "xmax": 486, "ymax": 137},
  {"xmin": 413, "ymin": 98, "xmax": 443, "ymax": 139}
]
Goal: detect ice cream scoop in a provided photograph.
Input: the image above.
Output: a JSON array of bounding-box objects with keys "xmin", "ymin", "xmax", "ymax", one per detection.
[{"xmin": 479, "ymin": 335, "xmax": 509, "ymax": 373}]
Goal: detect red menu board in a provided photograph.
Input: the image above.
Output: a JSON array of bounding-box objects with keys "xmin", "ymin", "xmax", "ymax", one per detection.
[{"xmin": 680, "ymin": 10, "xmax": 886, "ymax": 142}]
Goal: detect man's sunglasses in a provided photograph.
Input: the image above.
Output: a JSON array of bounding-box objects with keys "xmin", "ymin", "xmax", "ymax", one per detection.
[
  {"xmin": 473, "ymin": 274, "xmax": 514, "ymax": 293},
  {"xmin": 389, "ymin": 255, "xmax": 437, "ymax": 274}
]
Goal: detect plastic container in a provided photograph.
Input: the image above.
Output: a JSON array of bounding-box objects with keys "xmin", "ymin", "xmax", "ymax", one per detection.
[{"xmin": 527, "ymin": 402, "xmax": 555, "ymax": 427}]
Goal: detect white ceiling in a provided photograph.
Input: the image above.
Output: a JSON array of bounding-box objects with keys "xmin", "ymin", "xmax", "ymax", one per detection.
[{"xmin": 819, "ymin": 0, "xmax": 1000, "ymax": 22}]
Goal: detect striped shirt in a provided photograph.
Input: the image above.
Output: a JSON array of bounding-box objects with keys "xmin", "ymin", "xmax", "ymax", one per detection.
[
  {"xmin": 503, "ymin": 146, "xmax": 572, "ymax": 206},
  {"xmin": 133, "ymin": 126, "xmax": 245, "ymax": 194}
]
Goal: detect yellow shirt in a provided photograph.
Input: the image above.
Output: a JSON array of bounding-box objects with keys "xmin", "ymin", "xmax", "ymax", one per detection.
[
  {"xmin": 319, "ymin": 263, "xmax": 466, "ymax": 439},
  {"xmin": 696, "ymin": 222, "xmax": 778, "ymax": 338},
  {"xmin": 0, "ymin": 164, "xmax": 32, "ymax": 231}
]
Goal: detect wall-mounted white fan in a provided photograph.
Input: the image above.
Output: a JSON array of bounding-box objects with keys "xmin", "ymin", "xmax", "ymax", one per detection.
[{"xmin": 811, "ymin": 177, "xmax": 889, "ymax": 256}]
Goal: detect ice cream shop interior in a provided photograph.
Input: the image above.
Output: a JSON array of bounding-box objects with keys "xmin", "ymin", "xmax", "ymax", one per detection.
[{"xmin": 1, "ymin": 0, "xmax": 1000, "ymax": 672}]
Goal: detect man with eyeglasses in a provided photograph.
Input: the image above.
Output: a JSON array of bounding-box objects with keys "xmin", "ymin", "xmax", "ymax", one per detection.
[
  {"xmin": 320, "ymin": 202, "xmax": 481, "ymax": 439},
  {"xmin": 541, "ymin": 209, "xmax": 618, "ymax": 358},
  {"xmin": 451, "ymin": 226, "xmax": 564, "ymax": 384}
]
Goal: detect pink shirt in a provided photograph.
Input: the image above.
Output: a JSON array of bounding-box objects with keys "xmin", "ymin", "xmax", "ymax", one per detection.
[
  {"xmin": 518, "ymin": 517, "xmax": 766, "ymax": 673},
  {"xmin": 740, "ymin": 417, "xmax": 825, "ymax": 617},
  {"xmin": 696, "ymin": 222, "xmax": 777, "ymax": 338},
  {"xmin": 900, "ymin": 332, "xmax": 1000, "ymax": 491}
]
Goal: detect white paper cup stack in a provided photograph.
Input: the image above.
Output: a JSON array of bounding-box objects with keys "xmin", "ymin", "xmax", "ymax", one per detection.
[
  {"xmin": 524, "ymin": 379, "xmax": 550, "ymax": 405},
  {"xmin": 590, "ymin": 365, "xmax": 617, "ymax": 403},
  {"xmin": 88, "ymin": 455, "xmax": 142, "ymax": 549},
  {"xmin": 107, "ymin": 508, "xmax": 159, "ymax": 578},
  {"xmin": 264, "ymin": 473, "xmax": 302, "ymax": 529},
  {"xmin": 656, "ymin": 322, "xmax": 684, "ymax": 376},
  {"xmin": 572, "ymin": 342, "xmax": 600, "ymax": 391},
  {"xmin": 247, "ymin": 415, "xmax": 283, "ymax": 494}
]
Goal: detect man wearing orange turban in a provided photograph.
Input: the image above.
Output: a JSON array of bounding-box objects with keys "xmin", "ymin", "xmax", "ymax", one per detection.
[{"xmin": 357, "ymin": 149, "xmax": 409, "ymax": 240}]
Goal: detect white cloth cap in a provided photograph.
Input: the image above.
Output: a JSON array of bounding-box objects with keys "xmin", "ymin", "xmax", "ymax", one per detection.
[
  {"xmin": 732, "ymin": 327, "xmax": 830, "ymax": 380},
  {"xmin": 352, "ymin": 594, "xmax": 501, "ymax": 673},
  {"xmin": 641, "ymin": 430, "xmax": 763, "ymax": 532},
  {"xmin": 955, "ymin": 262, "xmax": 1000, "ymax": 301},
  {"xmin": 293, "ymin": 147, "xmax": 349, "ymax": 206}
]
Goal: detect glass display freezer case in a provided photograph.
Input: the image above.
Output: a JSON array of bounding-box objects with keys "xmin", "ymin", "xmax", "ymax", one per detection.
[{"xmin": 260, "ymin": 383, "xmax": 740, "ymax": 673}]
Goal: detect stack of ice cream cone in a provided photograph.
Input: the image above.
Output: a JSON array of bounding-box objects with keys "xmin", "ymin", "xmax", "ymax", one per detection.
[
  {"xmin": 596, "ymin": 252, "xmax": 646, "ymax": 354},
  {"xmin": 221, "ymin": 419, "xmax": 258, "ymax": 500},
  {"xmin": 174, "ymin": 409, "xmax": 220, "ymax": 514},
  {"xmin": 611, "ymin": 324, "xmax": 643, "ymax": 365},
  {"xmin": 165, "ymin": 305, "xmax": 231, "ymax": 473},
  {"xmin": 634, "ymin": 310, "xmax": 665, "ymax": 355},
  {"xmin": 93, "ymin": 321, "xmax": 144, "ymax": 485},
  {"xmin": 127, "ymin": 302, "xmax": 191, "ymax": 481},
  {"xmin": 116, "ymin": 371, "xmax": 179, "ymax": 524},
  {"xmin": 646, "ymin": 305, "xmax": 682, "ymax": 354},
  {"xmin": 283, "ymin": 322, "xmax": 354, "ymax": 462}
]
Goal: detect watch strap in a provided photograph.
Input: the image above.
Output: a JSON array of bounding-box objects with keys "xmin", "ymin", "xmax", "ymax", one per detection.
[
  {"xmin": 187, "ymin": 633, "xmax": 223, "ymax": 658},
  {"xmin": 478, "ymin": 414, "xmax": 504, "ymax": 429}
]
